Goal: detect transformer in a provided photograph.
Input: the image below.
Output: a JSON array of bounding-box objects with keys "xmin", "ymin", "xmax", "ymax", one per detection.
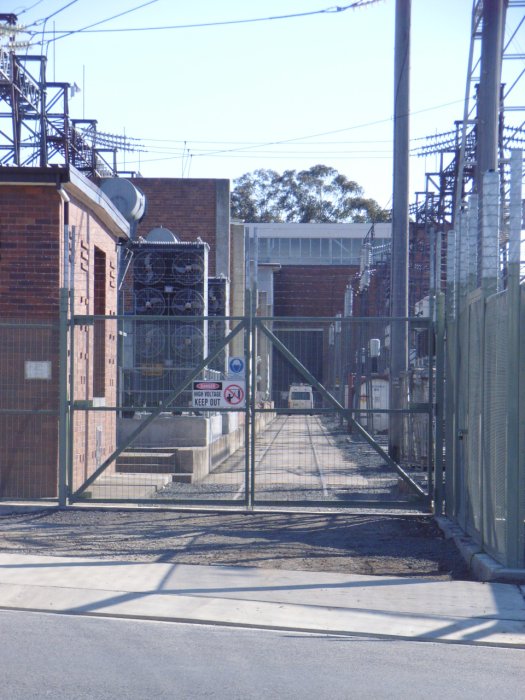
[
  {"xmin": 207, "ymin": 276, "xmax": 230, "ymax": 375},
  {"xmin": 121, "ymin": 238, "xmax": 209, "ymax": 409}
]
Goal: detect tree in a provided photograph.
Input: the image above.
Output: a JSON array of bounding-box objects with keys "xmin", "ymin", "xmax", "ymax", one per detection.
[{"xmin": 231, "ymin": 165, "xmax": 391, "ymax": 223}]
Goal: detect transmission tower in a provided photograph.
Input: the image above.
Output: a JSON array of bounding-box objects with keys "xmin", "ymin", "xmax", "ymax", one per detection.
[
  {"xmin": 0, "ymin": 14, "xmax": 144, "ymax": 177},
  {"xmin": 413, "ymin": 1, "xmax": 524, "ymax": 231}
]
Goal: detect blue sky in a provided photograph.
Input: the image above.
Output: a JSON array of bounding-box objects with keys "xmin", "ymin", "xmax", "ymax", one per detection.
[{"xmin": 9, "ymin": 1, "xmax": 525, "ymax": 208}]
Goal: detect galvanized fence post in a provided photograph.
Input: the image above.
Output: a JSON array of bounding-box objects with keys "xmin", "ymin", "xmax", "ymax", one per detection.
[
  {"xmin": 244, "ymin": 290, "xmax": 252, "ymax": 509},
  {"xmin": 434, "ymin": 291, "xmax": 446, "ymax": 515},
  {"xmin": 249, "ymin": 313, "xmax": 257, "ymax": 508},
  {"xmin": 58, "ymin": 288, "xmax": 69, "ymax": 507}
]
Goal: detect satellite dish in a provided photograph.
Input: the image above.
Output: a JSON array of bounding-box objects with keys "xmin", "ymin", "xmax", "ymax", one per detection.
[{"xmin": 146, "ymin": 227, "xmax": 179, "ymax": 243}]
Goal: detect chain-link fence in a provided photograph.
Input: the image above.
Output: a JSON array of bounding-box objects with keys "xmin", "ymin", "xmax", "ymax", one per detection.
[
  {"xmin": 0, "ymin": 319, "xmax": 60, "ymax": 500},
  {"xmin": 443, "ymin": 151, "xmax": 525, "ymax": 570},
  {"xmin": 0, "ymin": 310, "xmax": 433, "ymax": 509}
]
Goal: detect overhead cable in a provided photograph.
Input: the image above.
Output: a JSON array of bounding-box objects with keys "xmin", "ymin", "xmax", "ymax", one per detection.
[{"xmin": 31, "ymin": 1, "xmax": 381, "ymax": 43}]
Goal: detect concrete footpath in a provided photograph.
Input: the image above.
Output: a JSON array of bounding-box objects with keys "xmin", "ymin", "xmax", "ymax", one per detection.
[{"xmin": 0, "ymin": 553, "xmax": 524, "ymax": 647}]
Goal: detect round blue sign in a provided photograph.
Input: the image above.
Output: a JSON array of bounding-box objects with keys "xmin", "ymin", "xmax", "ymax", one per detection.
[{"xmin": 229, "ymin": 357, "xmax": 245, "ymax": 374}]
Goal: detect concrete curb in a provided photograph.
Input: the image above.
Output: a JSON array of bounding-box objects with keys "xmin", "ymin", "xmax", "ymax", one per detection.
[
  {"xmin": 0, "ymin": 553, "xmax": 525, "ymax": 648},
  {"xmin": 435, "ymin": 516, "xmax": 525, "ymax": 584},
  {"xmin": 1, "ymin": 580, "xmax": 525, "ymax": 648}
]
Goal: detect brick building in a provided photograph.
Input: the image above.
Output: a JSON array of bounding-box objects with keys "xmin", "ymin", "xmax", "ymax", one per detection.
[
  {"xmin": 242, "ymin": 223, "xmax": 393, "ymax": 403},
  {"xmin": 132, "ymin": 178, "xmax": 230, "ymax": 278},
  {"xmin": 0, "ymin": 166, "xmax": 129, "ymax": 497}
]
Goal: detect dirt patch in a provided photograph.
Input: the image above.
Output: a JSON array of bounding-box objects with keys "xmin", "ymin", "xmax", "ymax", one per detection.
[{"xmin": 0, "ymin": 507, "xmax": 471, "ymax": 580}]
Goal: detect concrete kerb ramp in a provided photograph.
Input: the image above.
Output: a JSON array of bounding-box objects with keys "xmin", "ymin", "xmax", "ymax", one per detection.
[{"xmin": 0, "ymin": 554, "xmax": 524, "ymax": 647}]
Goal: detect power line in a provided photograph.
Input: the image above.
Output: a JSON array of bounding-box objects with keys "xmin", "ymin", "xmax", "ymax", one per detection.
[
  {"xmin": 30, "ymin": 0, "xmax": 380, "ymax": 43},
  {"xmin": 14, "ymin": 0, "xmax": 46, "ymax": 16},
  {"xmin": 65, "ymin": 98, "xmax": 464, "ymax": 172},
  {"xmin": 166, "ymin": 99, "xmax": 465, "ymax": 161},
  {"xmin": 125, "ymin": 153, "xmax": 394, "ymax": 166},
  {"xmin": 40, "ymin": 0, "xmax": 163, "ymax": 44},
  {"xmin": 26, "ymin": 0, "xmax": 81, "ymax": 28},
  {"xmin": 136, "ymin": 137, "xmax": 396, "ymax": 146},
  {"xmin": 140, "ymin": 145, "xmax": 393, "ymax": 155}
]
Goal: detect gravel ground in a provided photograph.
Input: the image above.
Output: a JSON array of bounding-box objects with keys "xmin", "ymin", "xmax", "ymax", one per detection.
[{"xmin": 0, "ymin": 507, "xmax": 472, "ymax": 580}]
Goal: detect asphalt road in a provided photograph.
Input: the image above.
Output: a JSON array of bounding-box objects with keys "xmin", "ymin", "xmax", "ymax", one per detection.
[{"xmin": 1, "ymin": 610, "xmax": 524, "ymax": 699}]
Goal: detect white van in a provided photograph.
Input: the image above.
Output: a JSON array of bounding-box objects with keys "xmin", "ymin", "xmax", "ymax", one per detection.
[{"xmin": 287, "ymin": 383, "xmax": 314, "ymax": 412}]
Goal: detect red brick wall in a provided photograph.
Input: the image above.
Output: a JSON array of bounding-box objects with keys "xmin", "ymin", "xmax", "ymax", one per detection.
[
  {"xmin": 0, "ymin": 185, "xmax": 61, "ymax": 497},
  {"xmin": 273, "ymin": 265, "xmax": 359, "ymax": 317},
  {"xmin": 0, "ymin": 184, "xmax": 122, "ymax": 497},
  {"xmin": 68, "ymin": 200, "xmax": 120, "ymax": 491},
  {"xmin": 133, "ymin": 178, "xmax": 227, "ymax": 276},
  {"xmin": 0, "ymin": 185, "xmax": 61, "ymax": 317}
]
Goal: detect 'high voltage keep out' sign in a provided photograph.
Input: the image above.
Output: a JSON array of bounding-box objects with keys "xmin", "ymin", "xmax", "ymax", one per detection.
[{"xmin": 192, "ymin": 381, "xmax": 246, "ymax": 409}]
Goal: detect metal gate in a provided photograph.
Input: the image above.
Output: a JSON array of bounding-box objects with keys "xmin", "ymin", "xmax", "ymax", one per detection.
[{"xmin": 66, "ymin": 309, "xmax": 433, "ymax": 510}]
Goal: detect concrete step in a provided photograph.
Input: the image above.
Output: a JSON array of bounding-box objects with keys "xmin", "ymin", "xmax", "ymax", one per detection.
[
  {"xmin": 83, "ymin": 474, "xmax": 173, "ymax": 500},
  {"xmin": 116, "ymin": 449, "xmax": 180, "ymax": 474}
]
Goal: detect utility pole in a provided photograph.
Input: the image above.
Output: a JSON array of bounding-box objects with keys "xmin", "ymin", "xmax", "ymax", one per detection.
[
  {"xmin": 389, "ymin": 0, "xmax": 410, "ymax": 462},
  {"xmin": 476, "ymin": 0, "xmax": 507, "ymax": 291},
  {"xmin": 476, "ymin": 0, "xmax": 506, "ymax": 185}
]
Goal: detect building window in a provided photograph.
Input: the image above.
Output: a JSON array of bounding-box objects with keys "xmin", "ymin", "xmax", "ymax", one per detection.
[
  {"xmin": 332, "ymin": 239, "xmax": 342, "ymax": 263},
  {"xmin": 257, "ymin": 238, "xmax": 268, "ymax": 260},
  {"xmin": 269, "ymin": 238, "xmax": 280, "ymax": 257},
  {"xmin": 340, "ymin": 239, "xmax": 353, "ymax": 263},
  {"xmin": 279, "ymin": 238, "xmax": 290, "ymax": 257},
  {"xmin": 310, "ymin": 238, "xmax": 321, "ymax": 259},
  {"xmin": 300, "ymin": 239, "xmax": 311, "ymax": 257}
]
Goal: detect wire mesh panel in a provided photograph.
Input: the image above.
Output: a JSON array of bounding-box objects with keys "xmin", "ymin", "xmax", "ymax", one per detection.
[
  {"xmin": 250, "ymin": 317, "xmax": 431, "ymax": 507},
  {"xmin": 482, "ymin": 292, "xmax": 508, "ymax": 561},
  {"xmin": 465, "ymin": 297, "xmax": 484, "ymax": 537},
  {"xmin": 70, "ymin": 314, "xmax": 250, "ymax": 505},
  {"xmin": 455, "ymin": 303, "xmax": 471, "ymax": 529},
  {"xmin": 444, "ymin": 320, "xmax": 457, "ymax": 518},
  {"xmin": 69, "ymin": 313, "xmax": 432, "ymax": 508},
  {"xmin": 0, "ymin": 319, "xmax": 60, "ymax": 500}
]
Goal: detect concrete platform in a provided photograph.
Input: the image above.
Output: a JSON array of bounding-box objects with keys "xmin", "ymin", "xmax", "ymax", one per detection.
[
  {"xmin": 84, "ymin": 474, "xmax": 173, "ymax": 500},
  {"xmin": 0, "ymin": 553, "xmax": 524, "ymax": 647}
]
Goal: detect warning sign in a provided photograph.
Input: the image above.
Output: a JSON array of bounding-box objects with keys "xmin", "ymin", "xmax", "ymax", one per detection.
[
  {"xmin": 192, "ymin": 380, "xmax": 245, "ymax": 409},
  {"xmin": 223, "ymin": 382, "xmax": 245, "ymax": 406}
]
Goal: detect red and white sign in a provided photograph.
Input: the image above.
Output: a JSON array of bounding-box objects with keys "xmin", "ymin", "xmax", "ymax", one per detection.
[
  {"xmin": 192, "ymin": 380, "xmax": 246, "ymax": 409},
  {"xmin": 194, "ymin": 382, "xmax": 221, "ymax": 391},
  {"xmin": 223, "ymin": 383, "xmax": 245, "ymax": 406}
]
